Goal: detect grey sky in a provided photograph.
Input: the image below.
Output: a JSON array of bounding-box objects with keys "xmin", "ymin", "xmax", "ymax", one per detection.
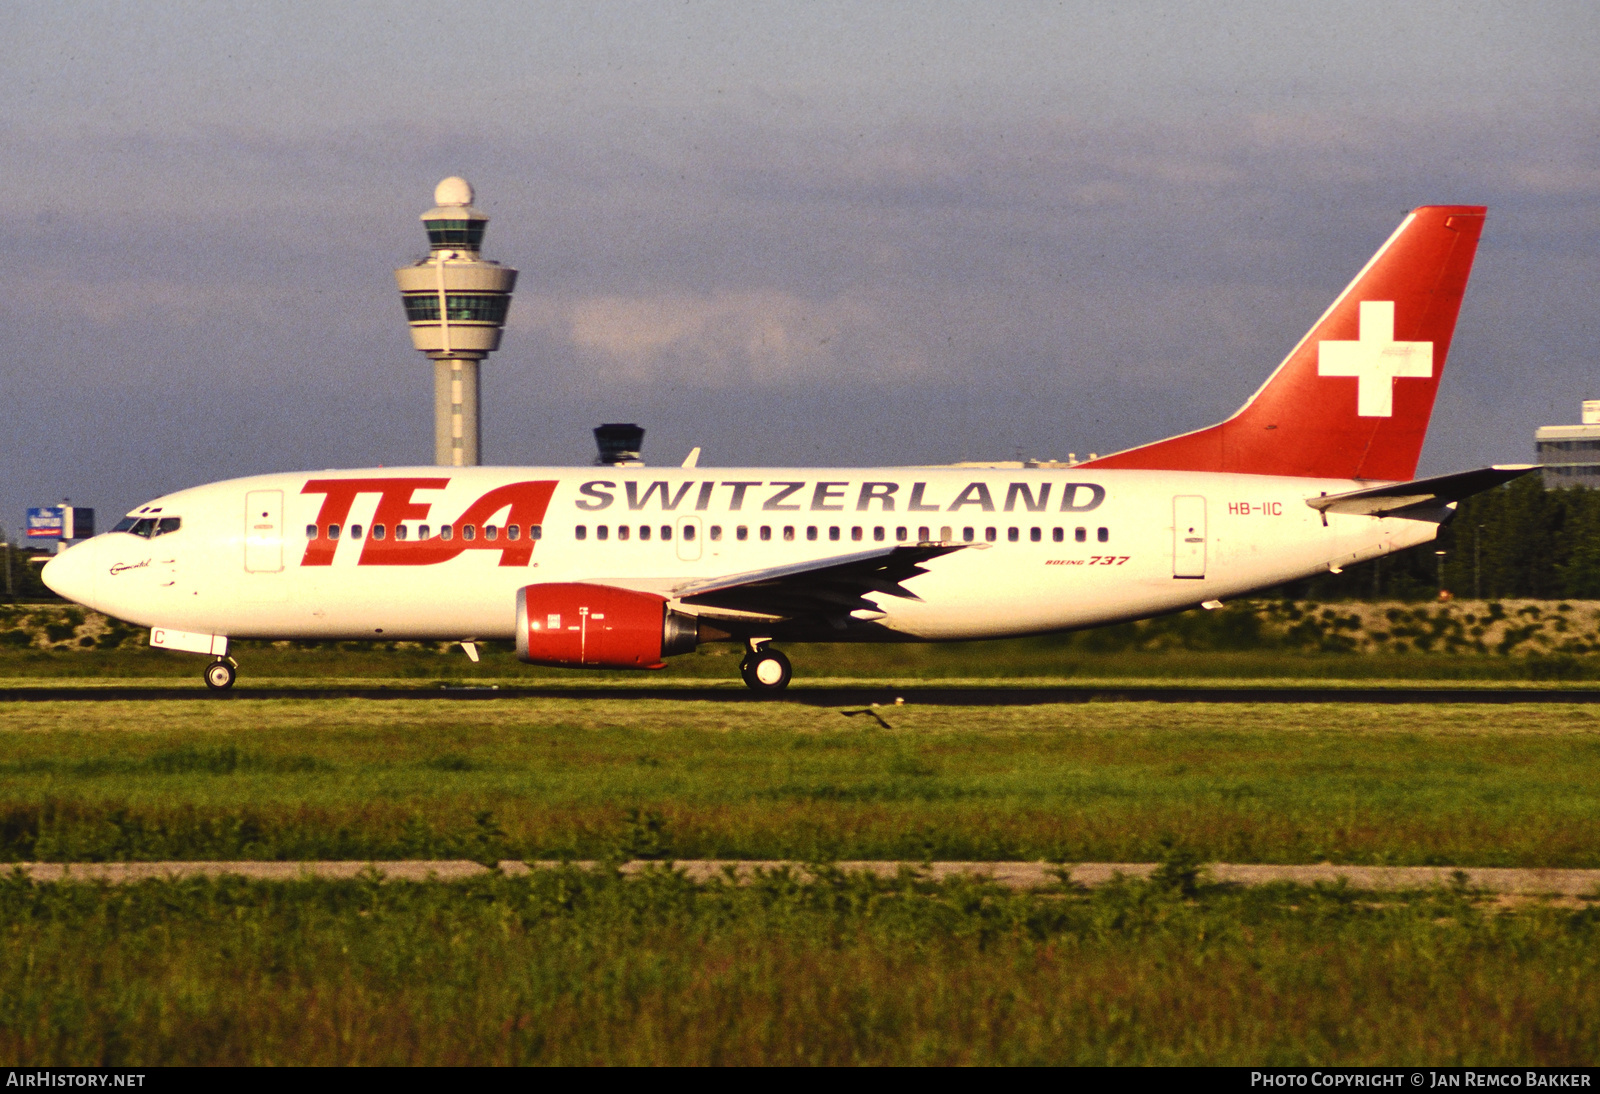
[{"xmin": 2, "ymin": 1, "xmax": 1597, "ymax": 526}]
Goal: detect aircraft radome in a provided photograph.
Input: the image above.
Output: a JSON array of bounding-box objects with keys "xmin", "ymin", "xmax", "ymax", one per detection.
[{"xmin": 44, "ymin": 205, "xmax": 1531, "ymax": 691}]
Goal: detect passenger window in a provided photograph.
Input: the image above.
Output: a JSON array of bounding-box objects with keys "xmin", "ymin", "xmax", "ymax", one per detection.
[
  {"xmin": 782, "ymin": 526, "xmax": 794, "ymax": 541},
  {"xmin": 506, "ymin": 525, "xmax": 519, "ymax": 541},
  {"xmin": 710, "ymin": 525, "xmax": 722, "ymax": 541},
  {"xmin": 372, "ymin": 524, "xmax": 386, "ymax": 540},
  {"xmin": 155, "ymin": 517, "xmax": 181, "ymax": 537},
  {"xmin": 575, "ymin": 525, "xmax": 586, "ymax": 540},
  {"xmin": 873, "ymin": 527, "xmax": 885, "ymax": 542},
  {"xmin": 1075, "ymin": 527, "xmax": 1086, "ymax": 543},
  {"xmin": 1007, "ymin": 527, "xmax": 1018, "ymax": 543},
  {"xmin": 440, "ymin": 525, "xmax": 453, "ymax": 541},
  {"xmin": 683, "ymin": 524, "xmax": 696, "ymax": 541},
  {"xmin": 896, "ymin": 527, "xmax": 908, "ymax": 542},
  {"xmin": 306, "ymin": 524, "xmax": 318, "ymax": 539},
  {"xmin": 829, "ymin": 526, "xmax": 840, "ymax": 541},
  {"xmin": 661, "ymin": 525, "xmax": 672, "ymax": 541},
  {"xmin": 806, "ymin": 526, "xmax": 818, "ymax": 541},
  {"xmin": 940, "ymin": 526, "xmax": 952, "ymax": 542},
  {"xmin": 760, "ymin": 526, "xmax": 772, "ymax": 541},
  {"xmin": 396, "ymin": 524, "xmax": 409, "ymax": 541},
  {"xmin": 595, "ymin": 526, "xmax": 606, "ymax": 541},
  {"xmin": 1030, "ymin": 527, "xmax": 1041, "ymax": 543},
  {"xmin": 736, "ymin": 526, "xmax": 748, "ymax": 541},
  {"xmin": 419, "ymin": 525, "xmax": 431, "ymax": 540},
  {"xmin": 484, "ymin": 525, "xmax": 498, "ymax": 541},
  {"xmin": 962, "ymin": 527, "xmax": 974, "ymax": 542},
  {"xmin": 328, "ymin": 524, "xmax": 341, "ymax": 540},
  {"xmin": 462, "ymin": 525, "xmax": 476, "ymax": 541},
  {"xmin": 1052, "ymin": 528, "xmax": 1064, "ymax": 543},
  {"xmin": 1097, "ymin": 527, "xmax": 1109, "ymax": 543},
  {"xmin": 985, "ymin": 527, "xmax": 996, "ymax": 543},
  {"xmin": 350, "ymin": 524, "xmax": 363, "ymax": 540},
  {"xmin": 530, "ymin": 525, "xmax": 542, "ymax": 540},
  {"xmin": 620, "ymin": 525, "xmax": 632, "ymax": 541},
  {"xmin": 917, "ymin": 526, "xmax": 929, "ymax": 542},
  {"xmin": 635, "ymin": 525, "xmax": 646, "ymax": 541},
  {"xmin": 851, "ymin": 526, "xmax": 863, "ymax": 542}
]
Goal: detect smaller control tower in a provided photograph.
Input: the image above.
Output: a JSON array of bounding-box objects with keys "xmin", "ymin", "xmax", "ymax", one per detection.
[{"xmin": 395, "ymin": 177, "xmax": 518, "ymax": 466}]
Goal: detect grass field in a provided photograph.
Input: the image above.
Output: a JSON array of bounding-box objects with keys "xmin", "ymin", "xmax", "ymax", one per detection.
[
  {"xmin": 1, "ymin": 869, "xmax": 1596, "ymax": 1065},
  {"xmin": 5, "ymin": 695, "xmax": 1599, "ymax": 1064},
  {"xmin": 2, "ymin": 698, "xmax": 1599, "ymax": 866},
  {"xmin": 9, "ymin": 597, "xmax": 1600, "ymax": 684}
]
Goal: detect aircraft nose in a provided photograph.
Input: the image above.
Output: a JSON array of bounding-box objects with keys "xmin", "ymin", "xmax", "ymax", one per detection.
[{"xmin": 42, "ymin": 540, "xmax": 98, "ymax": 608}]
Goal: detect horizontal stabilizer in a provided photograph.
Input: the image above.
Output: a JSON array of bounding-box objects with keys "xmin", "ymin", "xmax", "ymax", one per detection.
[{"xmin": 1307, "ymin": 465, "xmax": 1536, "ymax": 518}]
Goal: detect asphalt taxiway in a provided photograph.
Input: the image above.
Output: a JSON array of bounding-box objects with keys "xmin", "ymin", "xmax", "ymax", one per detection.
[{"xmin": 2, "ymin": 684, "xmax": 1598, "ymax": 704}]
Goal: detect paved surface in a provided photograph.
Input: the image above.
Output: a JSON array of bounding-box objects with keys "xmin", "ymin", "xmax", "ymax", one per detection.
[
  {"xmin": 4, "ymin": 684, "xmax": 1600, "ymax": 704},
  {"xmin": 10, "ymin": 860, "xmax": 1600, "ymax": 895}
]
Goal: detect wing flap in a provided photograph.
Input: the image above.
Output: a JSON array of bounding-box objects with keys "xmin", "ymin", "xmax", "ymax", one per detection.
[{"xmin": 674, "ymin": 543, "xmax": 966, "ymax": 621}]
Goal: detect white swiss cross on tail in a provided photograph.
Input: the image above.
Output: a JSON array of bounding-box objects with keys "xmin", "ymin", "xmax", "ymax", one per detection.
[{"xmin": 1316, "ymin": 300, "xmax": 1433, "ymax": 417}]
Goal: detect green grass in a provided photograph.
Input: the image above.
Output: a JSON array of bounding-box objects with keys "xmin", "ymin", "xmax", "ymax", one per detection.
[
  {"xmin": 6, "ymin": 695, "xmax": 1599, "ymax": 1064},
  {"xmin": 2, "ymin": 869, "xmax": 1596, "ymax": 1065},
  {"xmin": 2, "ymin": 699, "xmax": 1599, "ymax": 865}
]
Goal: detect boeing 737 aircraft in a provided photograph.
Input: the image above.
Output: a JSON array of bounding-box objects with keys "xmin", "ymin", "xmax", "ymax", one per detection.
[{"xmin": 43, "ymin": 205, "xmax": 1530, "ymax": 691}]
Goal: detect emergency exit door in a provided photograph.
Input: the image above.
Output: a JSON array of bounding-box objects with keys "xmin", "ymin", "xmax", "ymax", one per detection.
[
  {"xmin": 1172, "ymin": 496, "xmax": 1207, "ymax": 579},
  {"xmin": 244, "ymin": 490, "xmax": 284, "ymax": 573}
]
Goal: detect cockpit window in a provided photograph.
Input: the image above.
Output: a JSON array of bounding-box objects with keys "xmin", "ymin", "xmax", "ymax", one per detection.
[{"xmin": 114, "ymin": 514, "xmax": 179, "ymax": 538}]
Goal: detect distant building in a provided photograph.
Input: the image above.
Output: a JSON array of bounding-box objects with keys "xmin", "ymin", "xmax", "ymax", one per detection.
[{"xmin": 1535, "ymin": 400, "xmax": 1600, "ymax": 488}]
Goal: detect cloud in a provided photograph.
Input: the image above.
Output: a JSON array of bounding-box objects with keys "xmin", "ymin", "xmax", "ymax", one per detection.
[
  {"xmin": 515, "ymin": 289, "xmax": 926, "ymax": 385},
  {"xmin": 4, "ymin": 90, "xmax": 1600, "ymax": 520}
]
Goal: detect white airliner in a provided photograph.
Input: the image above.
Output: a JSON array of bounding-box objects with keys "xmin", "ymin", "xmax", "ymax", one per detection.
[{"xmin": 44, "ymin": 205, "xmax": 1529, "ymax": 691}]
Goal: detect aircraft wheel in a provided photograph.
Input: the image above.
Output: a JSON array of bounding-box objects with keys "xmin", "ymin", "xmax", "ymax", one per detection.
[
  {"xmin": 203, "ymin": 659, "xmax": 237, "ymax": 692},
  {"xmin": 741, "ymin": 648, "xmax": 792, "ymax": 692}
]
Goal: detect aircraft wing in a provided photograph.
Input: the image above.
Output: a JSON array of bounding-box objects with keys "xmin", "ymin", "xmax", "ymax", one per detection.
[
  {"xmin": 670, "ymin": 543, "xmax": 968, "ymax": 622},
  {"xmin": 1306, "ymin": 465, "xmax": 1537, "ymax": 518}
]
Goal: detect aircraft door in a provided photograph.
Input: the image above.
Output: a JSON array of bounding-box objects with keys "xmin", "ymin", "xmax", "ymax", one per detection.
[
  {"xmin": 1172, "ymin": 496, "xmax": 1207, "ymax": 579},
  {"xmin": 244, "ymin": 490, "xmax": 284, "ymax": 573},
  {"xmin": 675, "ymin": 516, "xmax": 702, "ymax": 561}
]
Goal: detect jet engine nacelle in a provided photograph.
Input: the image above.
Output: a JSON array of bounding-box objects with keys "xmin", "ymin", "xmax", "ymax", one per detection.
[{"xmin": 516, "ymin": 583, "xmax": 699, "ymax": 669}]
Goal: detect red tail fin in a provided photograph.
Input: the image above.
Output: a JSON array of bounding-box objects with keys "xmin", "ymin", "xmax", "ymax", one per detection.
[{"xmin": 1082, "ymin": 205, "xmax": 1486, "ymax": 481}]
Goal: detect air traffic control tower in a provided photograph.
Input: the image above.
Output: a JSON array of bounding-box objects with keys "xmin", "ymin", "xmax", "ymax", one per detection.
[{"xmin": 396, "ymin": 177, "xmax": 517, "ymax": 466}]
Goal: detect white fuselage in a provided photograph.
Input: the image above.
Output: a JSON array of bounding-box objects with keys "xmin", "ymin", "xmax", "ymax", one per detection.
[{"xmin": 46, "ymin": 466, "xmax": 1439, "ymax": 646}]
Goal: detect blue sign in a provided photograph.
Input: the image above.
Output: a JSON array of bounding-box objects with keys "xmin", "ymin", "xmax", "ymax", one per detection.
[{"xmin": 26, "ymin": 507, "xmax": 63, "ymax": 539}]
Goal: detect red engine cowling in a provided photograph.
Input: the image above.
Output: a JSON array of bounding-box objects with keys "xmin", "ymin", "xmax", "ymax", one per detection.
[{"xmin": 516, "ymin": 583, "xmax": 699, "ymax": 669}]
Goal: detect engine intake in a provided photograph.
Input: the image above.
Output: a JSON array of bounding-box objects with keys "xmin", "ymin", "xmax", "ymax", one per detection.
[{"xmin": 516, "ymin": 582, "xmax": 699, "ymax": 669}]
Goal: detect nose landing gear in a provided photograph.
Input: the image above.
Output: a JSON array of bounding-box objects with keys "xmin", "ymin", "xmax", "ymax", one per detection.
[
  {"xmin": 739, "ymin": 641, "xmax": 792, "ymax": 692},
  {"xmin": 203, "ymin": 658, "xmax": 238, "ymax": 692}
]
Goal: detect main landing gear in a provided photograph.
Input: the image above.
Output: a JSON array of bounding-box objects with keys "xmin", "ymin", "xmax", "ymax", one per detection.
[
  {"xmin": 740, "ymin": 641, "xmax": 792, "ymax": 692},
  {"xmin": 203, "ymin": 658, "xmax": 238, "ymax": 692}
]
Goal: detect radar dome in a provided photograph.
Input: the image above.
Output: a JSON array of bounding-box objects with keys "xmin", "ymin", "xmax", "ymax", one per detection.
[{"xmin": 434, "ymin": 176, "xmax": 474, "ymax": 207}]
